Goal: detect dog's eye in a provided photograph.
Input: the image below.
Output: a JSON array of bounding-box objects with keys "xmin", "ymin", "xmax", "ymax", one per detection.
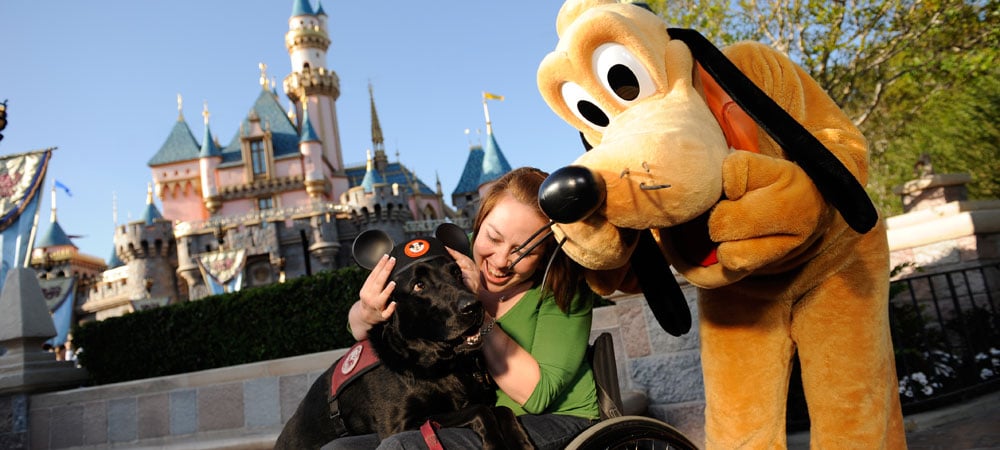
[
  {"xmin": 561, "ymin": 82, "xmax": 610, "ymax": 131},
  {"xmin": 593, "ymin": 43, "xmax": 655, "ymax": 105},
  {"xmin": 412, "ymin": 281, "xmax": 425, "ymax": 293}
]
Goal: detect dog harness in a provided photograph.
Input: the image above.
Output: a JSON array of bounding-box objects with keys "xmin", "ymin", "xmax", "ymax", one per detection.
[
  {"xmin": 327, "ymin": 340, "xmax": 381, "ymax": 437},
  {"xmin": 326, "ymin": 340, "xmax": 453, "ymax": 449}
]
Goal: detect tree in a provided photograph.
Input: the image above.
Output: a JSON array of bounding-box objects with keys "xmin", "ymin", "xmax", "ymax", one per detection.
[{"xmin": 647, "ymin": 0, "xmax": 1000, "ymax": 212}]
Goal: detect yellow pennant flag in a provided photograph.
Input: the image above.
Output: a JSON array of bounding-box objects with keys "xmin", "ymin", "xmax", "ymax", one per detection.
[{"xmin": 483, "ymin": 92, "xmax": 505, "ymax": 101}]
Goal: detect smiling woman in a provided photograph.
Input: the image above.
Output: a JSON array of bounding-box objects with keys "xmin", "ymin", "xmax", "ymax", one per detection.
[{"xmin": 339, "ymin": 167, "xmax": 599, "ymax": 449}]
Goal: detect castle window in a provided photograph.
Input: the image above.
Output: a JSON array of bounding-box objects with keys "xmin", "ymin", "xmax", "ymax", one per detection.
[
  {"xmin": 258, "ymin": 197, "xmax": 273, "ymax": 210},
  {"xmin": 250, "ymin": 139, "xmax": 267, "ymax": 178}
]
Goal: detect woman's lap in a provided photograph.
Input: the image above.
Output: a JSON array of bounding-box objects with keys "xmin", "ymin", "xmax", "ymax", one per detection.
[{"xmin": 323, "ymin": 414, "xmax": 594, "ymax": 450}]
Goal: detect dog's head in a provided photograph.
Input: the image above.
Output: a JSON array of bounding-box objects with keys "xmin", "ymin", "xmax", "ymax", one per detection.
[{"xmin": 352, "ymin": 223, "xmax": 486, "ymax": 373}]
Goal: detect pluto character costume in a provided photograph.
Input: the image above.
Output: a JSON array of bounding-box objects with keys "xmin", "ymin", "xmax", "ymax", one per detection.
[{"xmin": 534, "ymin": 0, "xmax": 907, "ymax": 448}]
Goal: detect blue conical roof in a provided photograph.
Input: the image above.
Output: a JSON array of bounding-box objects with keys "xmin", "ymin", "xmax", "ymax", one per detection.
[
  {"xmin": 478, "ymin": 130, "xmax": 511, "ymax": 187},
  {"xmin": 140, "ymin": 202, "xmax": 163, "ymax": 225},
  {"xmin": 360, "ymin": 152, "xmax": 385, "ymax": 193},
  {"xmin": 453, "ymin": 145, "xmax": 484, "ymax": 196},
  {"xmin": 300, "ymin": 109, "xmax": 320, "ymax": 143},
  {"xmin": 199, "ymin": 123, "xmax": 221, "ymax": 158},
  {"xmin": 291, "ymin": 0, "xmax": 314, "ymax": 17},
  {"xmin": 149, "ymin": 118, "xmax": 200, "ymax": 166},
  {"xmin": 107, "ymin": 247, "xmax": 124, "ymax": 269},
  {"xmin": 36, "ymin": 220, "xmax": 76, "ymax": 249},
  {"xmin": 316, "ymin": 1, "xmax": 326, "ymax": 16}
]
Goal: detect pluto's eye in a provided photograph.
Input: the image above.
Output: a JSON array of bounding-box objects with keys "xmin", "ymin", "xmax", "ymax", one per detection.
[
  {"xmin": 593, "ymin": 43, "xmax": 655, "ymax": 105},
  {"xmin": 561, "ymin": 82, "xmax": 609, "ymax": 130},
  {"xmin": 412, "ymin": 281, "xmax": 425, "ymax": 293}
]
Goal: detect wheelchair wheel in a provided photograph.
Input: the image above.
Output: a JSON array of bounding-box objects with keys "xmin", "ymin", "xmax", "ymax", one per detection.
[{"xmin": 566, "ymin": 415, "xmax": 699, "ymax": 450}]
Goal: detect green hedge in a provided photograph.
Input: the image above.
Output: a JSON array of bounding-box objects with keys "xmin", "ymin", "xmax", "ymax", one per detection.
[{"xmin": 73, "ymin": 266, "xmax": 365, "ymax": 385}]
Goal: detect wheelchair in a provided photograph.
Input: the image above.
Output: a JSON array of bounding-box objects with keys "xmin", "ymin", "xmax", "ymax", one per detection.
[{"xmin": 564, "ymin": 332, "xmax": 699, "ymax": 450}]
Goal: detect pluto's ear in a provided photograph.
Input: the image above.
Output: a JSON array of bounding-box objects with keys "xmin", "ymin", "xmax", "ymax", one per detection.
[
  {"xmin": 668, "ymin": 28, "xmax": 877, "ymax": 234},
  {"xmin": 435, "ymin": 222, "xmax": 471, "ymax": 257},
  {"xmin": 352, "ymin": 229, "xmax": 394, "ymax": 270}
]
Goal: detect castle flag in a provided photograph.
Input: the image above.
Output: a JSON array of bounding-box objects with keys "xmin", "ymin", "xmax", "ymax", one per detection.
[
  {"xmin": 0, "ymin": 149, "xmax": 52, "ymax": 290},
  {"xmin": 55, "ymin": 179, "xmax": 72, "ymax": 196},
  {"xmin": 483, "ymin": 92, "xmax": 505, "ymax": 101}
]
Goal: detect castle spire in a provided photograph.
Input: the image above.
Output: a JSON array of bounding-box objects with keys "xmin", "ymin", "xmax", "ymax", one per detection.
[
  {"xmin": 50, "ymin": 181, "xmax": 58, "ymax": 223},
  {"xmin": 482, "ymin": 91, "xmax": 504, "ymax": 135},
  {"xmin": 299, "ymin": 99, "xmax": 320, "ymax": 143},
  {"xmin": 369, "ymin": 83, "xmax": 384, "ymax": 154},
  {"xmin": 177, "ymin": 93, "xmax": 184, "ymax": 121},
  {"xmin": 478, "ymin": 93, "xmax": 511, "ymax": 188},
  {"xmin": 199, "ymin": 102, "xmax": 220, "ymax": 158},
  {"xmin": 259, "ymin": 62, "xmax": 269, "ymax": 91},
  {"xmin": 360, "ymin": 149, "xmax": 385, "ymax": 193}
]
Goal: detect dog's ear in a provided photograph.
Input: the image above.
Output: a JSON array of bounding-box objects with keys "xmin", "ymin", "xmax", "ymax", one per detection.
[
  {"xmin": 375, "ymin": 317, "xmax": 418, "ymax": 365},
  {"xmin": 435, "ymin": 223, "xmax": 471, "ymax": 257},
  {"xmin": 352, "ymin": 229, "xmax": 394, "ymax": 270}
]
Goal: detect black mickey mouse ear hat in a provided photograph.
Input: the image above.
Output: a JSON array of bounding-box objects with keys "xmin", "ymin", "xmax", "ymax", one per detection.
[{"xmin": 352, "ymin": 222, "xmax": 471, "ymax": 282}]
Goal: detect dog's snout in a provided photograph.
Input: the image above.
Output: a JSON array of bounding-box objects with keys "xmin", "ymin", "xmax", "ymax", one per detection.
[{"xmin": 458, "ymin": 296, "xmax": 479, "ymax": 315}]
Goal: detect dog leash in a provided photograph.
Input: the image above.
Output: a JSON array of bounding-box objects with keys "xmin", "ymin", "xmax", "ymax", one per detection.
[{"xmin": 420, "ymin": 420, "xmax": 446, "ymax": 450}]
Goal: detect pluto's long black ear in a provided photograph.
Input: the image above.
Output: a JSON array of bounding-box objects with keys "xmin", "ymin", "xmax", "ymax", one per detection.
[
  {"xmin": 435, "ymin": 222, "xmax": 471, "ymax": 257},
  {"xmin": 352, "ymin": 229, "xmax": 394, "ymax": 270},
  {"xmin": 667, "ymin": 28, "xmax": 878, "ymax": 234},
  {"xmin": 631, "ymin": 231, "xmax": 691, "ymax": 336}
]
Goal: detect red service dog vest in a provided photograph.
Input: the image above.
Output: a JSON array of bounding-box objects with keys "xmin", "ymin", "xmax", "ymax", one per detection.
[{"xmin": 328, "ymin": 340, "xmax": 381, "ymax": 437}]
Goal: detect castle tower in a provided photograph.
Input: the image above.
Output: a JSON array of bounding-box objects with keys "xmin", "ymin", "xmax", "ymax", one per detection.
[
  {"xmin": 198, "ymin": 103, "xmax": 223, "ymax": 213},
  {"xmin": 29, "ymin": 183, "xmax": 106, "ymax": 339},
  {"xmin": 453, "ymin": 141, "xmax": 485, "ymax": 219},
  {"xmin": 112, "ymin": 185, "xmax": 180, "ymax": 314},
  {"xmin": 478, "ymin": 92, "xmax": 512, "ymax": 195},
  {"xmin": 298, "ymin": 101, "xmax": 325, "ymax": 199},
  {"xmin": 148, "ymin": 95, "xmax": 207, "ymax": 222},
  {"xmin": 283, "ymin": 0, "xmax": 348, "ymax": 198}
]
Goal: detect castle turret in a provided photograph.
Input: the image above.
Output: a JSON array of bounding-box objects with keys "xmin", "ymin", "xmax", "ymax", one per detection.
[
  {"xmin": 298, "ymin": 101, "xmax": 326, "ymax": 199},
  {"xmin": 115, "ymin": 185, "xmax": 180, "ymax": 308},
  {"xmin": 283, "ymin": 0, "xmax": 347, "ymax": 199},
  {"xmin": 198, "ymin": 103, "xmax": 222, "ymax": 213},
  {"xmin": 478, "ymin": 92, "xmax": 512, "ymax": 194}
]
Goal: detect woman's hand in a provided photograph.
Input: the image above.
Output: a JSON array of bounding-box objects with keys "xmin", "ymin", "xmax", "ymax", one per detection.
[
  {"xmin": 446, "ymin": 247, "xmax": 480, "ymax": 294},
  {"xmin": 347, "ymin": 254, "xmax": 397, "ymax": 341}
]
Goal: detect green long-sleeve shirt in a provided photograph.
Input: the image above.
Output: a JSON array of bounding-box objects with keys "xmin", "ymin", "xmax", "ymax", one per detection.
[{"xmin": 494, "ymin": 286, "xmax": 600, "ymax": 420}]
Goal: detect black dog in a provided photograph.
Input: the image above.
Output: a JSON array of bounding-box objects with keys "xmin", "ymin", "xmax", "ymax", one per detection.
[{"xmin": 275, "ymin": 224, "xmax": 534, "ymax": 449}]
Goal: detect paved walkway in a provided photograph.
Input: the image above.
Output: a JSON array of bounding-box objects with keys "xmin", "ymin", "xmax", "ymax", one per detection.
[{"xmin": 788, "ymin": 389, "xmax": 1000, "ymax": 449}]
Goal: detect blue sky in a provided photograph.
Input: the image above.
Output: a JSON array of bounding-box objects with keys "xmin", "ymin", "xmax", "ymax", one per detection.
[{"xmin": 0, "ymin": 0, "xmax": 587, "ymax": 260}]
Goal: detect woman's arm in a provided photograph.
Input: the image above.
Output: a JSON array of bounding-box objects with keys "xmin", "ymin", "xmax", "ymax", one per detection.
[
  {"xmin": 347, "ymin": 254, "xmax": 397, "ymax": 341},
  {"xmin": 517, "ymin": 296, "xmax": 593, "ymax": 413},
  {"xmin": 482, "ymin": 323, "xmax": 541, "ymax": 405},
  {"xmin": 487, "ymin": 294, "xmax": 593, "ymax": 412}
]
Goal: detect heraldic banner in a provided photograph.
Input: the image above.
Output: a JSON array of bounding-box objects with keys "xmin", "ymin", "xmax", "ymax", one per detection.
[
  {"xmin": 197, "ymin": 248, "xmax": 247, "ymax": 295},
  {"xmin": 0, "ymin": 149, "xmax": 52, "ymax": 292},
  {"xmin": 39, "ymin": 277, "xmax": 76, "ymax": 348}
]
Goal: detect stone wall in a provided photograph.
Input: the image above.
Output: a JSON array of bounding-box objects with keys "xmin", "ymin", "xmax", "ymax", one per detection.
[
  {"xmin": 25, "ymin": 349, "xmax": 343, "ymax": 449},
  {"xmin": 598, "ymin": 283, "xmax": 706, "ymax": 445},
  {"xmin": 20, "ymin": 299, "xmax": 707, "ymax": 449}
]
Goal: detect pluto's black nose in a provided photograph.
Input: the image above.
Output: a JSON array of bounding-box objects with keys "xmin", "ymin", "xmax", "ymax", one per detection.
[{"xmin": 538, "ymin": 165, "xmax": 606, "ymax": 224}]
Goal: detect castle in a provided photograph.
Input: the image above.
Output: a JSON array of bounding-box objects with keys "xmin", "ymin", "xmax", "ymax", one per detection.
[{"xmin": 28, "ymin": 0, "xmax": 512, "ymax": 332}]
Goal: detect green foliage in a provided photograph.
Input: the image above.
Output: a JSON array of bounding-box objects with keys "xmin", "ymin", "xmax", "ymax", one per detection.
[
  {"xmin": 648, "ymin": 0, "xmax": 1000, "ymax": 213},
  {"xmin": 72, "ymin": 266, "xmax": 366, "ymax": 385}
]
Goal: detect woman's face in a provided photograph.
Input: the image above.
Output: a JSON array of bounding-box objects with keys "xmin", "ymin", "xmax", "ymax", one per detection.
[{"xmin": 473, "ymin": 194, "xmax": 549, "ymax": 293}]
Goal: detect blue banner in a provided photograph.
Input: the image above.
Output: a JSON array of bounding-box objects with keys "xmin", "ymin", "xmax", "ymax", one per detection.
[{"xmin": 0, "ymin": 149, "xmax": 52, "ymax": 291}]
